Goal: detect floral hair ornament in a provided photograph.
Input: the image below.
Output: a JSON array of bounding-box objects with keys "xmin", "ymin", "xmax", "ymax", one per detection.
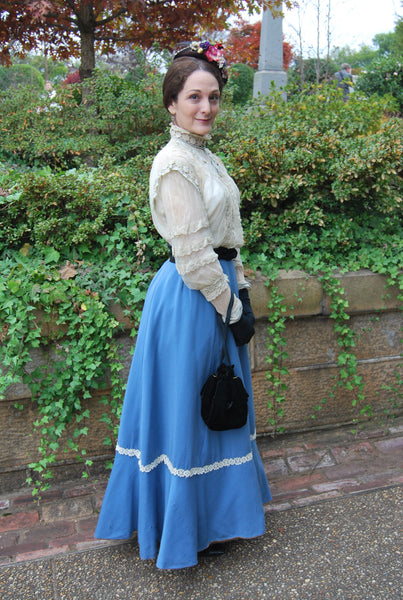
[{"xmin": 174, "ymin": 40, "xmax": 228, "ymax": 84}]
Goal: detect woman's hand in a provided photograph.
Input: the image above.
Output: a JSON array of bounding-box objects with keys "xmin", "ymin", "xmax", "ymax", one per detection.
[{"xmin": 229, "ymin": 289, "xmax": 255, "ymax": 346}]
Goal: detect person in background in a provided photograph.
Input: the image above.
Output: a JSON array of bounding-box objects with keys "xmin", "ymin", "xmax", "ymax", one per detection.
[
  {"xmin": 335, "ymin": 63, "xmax": 353, "ymax": 101},
  {"xmin": 95, "ymin": 40, "xmax": 271, "ymax": 570},
  {"xmin": 44, "ymin": 80, "xmax": 56, "ymax": 98}
]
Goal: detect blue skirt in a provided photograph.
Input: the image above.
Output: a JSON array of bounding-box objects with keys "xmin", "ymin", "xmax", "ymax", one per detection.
[{"xmin": 95, "ymin": 259, "xmax": 271, "ymax": 569}]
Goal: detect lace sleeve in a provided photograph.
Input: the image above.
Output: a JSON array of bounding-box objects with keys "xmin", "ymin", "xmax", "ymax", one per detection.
[{"xmin": 158, "ymin": 170, "xmax": 229, "ymax": 302}]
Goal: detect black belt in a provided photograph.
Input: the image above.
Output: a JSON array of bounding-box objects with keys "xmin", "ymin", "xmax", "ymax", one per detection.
[{"xmin": 169, "ymin": 245, "xmax": 237, "ymax": 263}]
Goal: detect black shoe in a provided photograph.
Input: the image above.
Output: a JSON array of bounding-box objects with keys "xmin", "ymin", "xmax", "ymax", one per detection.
[{"xmin": 198, "ymin": 543, "xmax": 226, "ymax": 557}]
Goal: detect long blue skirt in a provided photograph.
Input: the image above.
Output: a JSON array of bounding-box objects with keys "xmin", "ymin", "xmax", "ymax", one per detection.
[{"xmin": 95, "ymin": 259, "xmax": 271, "ymax": 569}]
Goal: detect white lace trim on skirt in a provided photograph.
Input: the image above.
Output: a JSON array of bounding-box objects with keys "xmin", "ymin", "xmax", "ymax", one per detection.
[{"xmin": 116, "ymin": 432, "xmax": 257, "ymax": 478}]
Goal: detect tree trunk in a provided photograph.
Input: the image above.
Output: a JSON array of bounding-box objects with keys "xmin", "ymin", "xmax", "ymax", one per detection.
[
  {"xmin": 315, "ymin": 0, "xmax": 320, "ymax": 84},
  {"xmin": 80, "ymin": 29, "xmax": 95, "ymax": 80},
  {"xmin": 78, "ymin": 2, "xmax": 96, "ymax": 80},
  {"xmin": 325, "ymin": 0, "xmax": 331, "ymax": 81},
  {"xmin": 297, "ymin": 4, "xmax": 304, "ymax": 90},
  {"xmin": 43, "ymin": 41, "xmax": 48, "ymax": 81}
]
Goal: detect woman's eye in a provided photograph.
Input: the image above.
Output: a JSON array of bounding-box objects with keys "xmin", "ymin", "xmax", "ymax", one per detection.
[{"xmin": 210, "ymin": 95, "xmax": 220, "ymax": 102}]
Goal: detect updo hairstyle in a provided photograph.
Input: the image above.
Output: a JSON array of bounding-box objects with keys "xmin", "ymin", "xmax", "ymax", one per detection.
[{"xmin": 163, "ymin": 50, "xmax": 226, "ymax": 111}]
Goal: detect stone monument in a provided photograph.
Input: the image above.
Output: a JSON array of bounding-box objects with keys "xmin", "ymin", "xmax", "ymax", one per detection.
[{"xmin": 253, "ymin": 3, "xmax": 287, "ymax": 99}]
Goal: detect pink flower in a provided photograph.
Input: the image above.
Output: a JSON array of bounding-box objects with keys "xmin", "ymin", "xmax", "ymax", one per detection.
[{"xmin": 205, "ymin": 44, "xmax": 225, "ymax": 68}]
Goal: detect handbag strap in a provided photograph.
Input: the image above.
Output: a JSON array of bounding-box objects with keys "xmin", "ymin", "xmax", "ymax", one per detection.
[{"xmin": 217, "ymin": 293, "xmax": 234, "ymax": 365}]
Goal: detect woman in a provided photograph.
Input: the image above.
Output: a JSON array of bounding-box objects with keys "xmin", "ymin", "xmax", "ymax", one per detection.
[{"xmin": 95, "ymin": 41, "xmax": 271, "ymax": 570}]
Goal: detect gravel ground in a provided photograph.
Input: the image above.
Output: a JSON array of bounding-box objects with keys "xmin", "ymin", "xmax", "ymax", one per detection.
[{"xmin": 1, "ymin": 486, "xmax": 401, "ymax": 600}]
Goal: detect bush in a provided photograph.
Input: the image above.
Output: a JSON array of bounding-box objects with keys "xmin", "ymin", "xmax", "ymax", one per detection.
[
  {"xmin": 287, "ymin": 57, "xmax": 338, "ymax": 91},
  {"xmin": 0, "ymin": 70, "xmax": 169, "ymax": 168},
  {"xmin": 227, "ymin": 63, "xmax": 255, "ymax": 104},
  {"xmin": 214, "ymin": 85, "xmax": 402, "ymax": 263},
  {"xmin": 0, "ymin": 84, "xmax": 111, "ymax": 168},
  {"xmin": 356, "ymin": 55, "xmax": 403, "ymax": 113},
  {"xmin": 0, "ymin": 157, "xmax": 165, "ymax": 263}
]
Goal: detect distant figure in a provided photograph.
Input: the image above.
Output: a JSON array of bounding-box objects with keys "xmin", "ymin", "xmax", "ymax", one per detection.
[
  {"xmin": 335, "ymin": 63, "xmax": 353, "ymax": 101},
  {"xmin": 44, "ymin": 80, "xmax": 56, "ymax": 99}
]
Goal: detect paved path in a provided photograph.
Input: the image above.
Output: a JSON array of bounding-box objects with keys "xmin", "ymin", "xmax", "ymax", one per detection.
[{"xmin": 0, "ymin": 416, "xmax": 402, "ymax": 598}]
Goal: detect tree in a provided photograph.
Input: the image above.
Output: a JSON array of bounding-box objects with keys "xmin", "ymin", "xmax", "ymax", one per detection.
[
  {"xmin": 331, "ymin": 44, "xmax": 379, "ymax": 72},
  {"xmin": 12, "ymin": 52, "xmax": 68, "ymax": 83},
  {"xmin": 227, "ymin": 63, "xmax": 255, "ymax": 104},
  {"xmin": 226, "ymin": 18, "xmax": 293, "ymax": 70},
  {"xmin": 0, "ymin": 1, "xmax": 288, "ymax": 80},
  {"xmin": 394, "ymin": 17, "xmax": 403, "ymax": 56},
  {"xmin": 374, "ymin": 17, "xmax": 403, "ymax": 57},
  {"xmin": 0, "ymin": 63, "xmax": 45, "ymax": 91}
]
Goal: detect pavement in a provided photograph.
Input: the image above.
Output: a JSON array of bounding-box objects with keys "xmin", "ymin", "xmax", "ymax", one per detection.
[{"xmin": 0, "ymin": 415, "xmax": 402, "ymax": 599}]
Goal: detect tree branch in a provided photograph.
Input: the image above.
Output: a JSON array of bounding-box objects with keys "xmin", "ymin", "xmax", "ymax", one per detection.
[
  {"xmin": 96, "ymin": 8, "xmax": 128, "ymax": 27},
  {"xmin": 64, "ymin": 0, "xmax": 81, "ymax": 19},
  {"xmin": 42, "ymin": 12, "xmax": 76, "ymax": 25}
]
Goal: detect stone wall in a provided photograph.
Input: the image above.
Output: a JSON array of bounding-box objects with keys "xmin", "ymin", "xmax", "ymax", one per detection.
[
  {"xmin": 249, "ymin": 269, "xmax": 402, "ymax": 434},
  {"xmin": 0, "ymin": 269, "xmax": 401, "ymax": 492}
]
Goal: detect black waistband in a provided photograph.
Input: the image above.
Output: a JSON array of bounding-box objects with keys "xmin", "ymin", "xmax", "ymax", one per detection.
[{"xmin": 169, "ymin": 245, "xmax": 237, "ymax": 263}]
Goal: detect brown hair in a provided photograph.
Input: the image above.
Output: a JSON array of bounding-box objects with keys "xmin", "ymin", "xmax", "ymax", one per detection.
[{"xmin": 162, "ymin": 56, "xmax": 224, "ymax": 110}]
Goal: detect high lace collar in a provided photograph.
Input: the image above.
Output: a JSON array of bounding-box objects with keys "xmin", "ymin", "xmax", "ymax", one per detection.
[{"xmin": 170, "ymin": 124, "xmax": 210, "ymax": 149}]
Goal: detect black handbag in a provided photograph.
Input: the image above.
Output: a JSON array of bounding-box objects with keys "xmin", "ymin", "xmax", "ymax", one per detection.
[{"xmin": 201, "ymin": 294, "xmax": 249, "ymax": 431}]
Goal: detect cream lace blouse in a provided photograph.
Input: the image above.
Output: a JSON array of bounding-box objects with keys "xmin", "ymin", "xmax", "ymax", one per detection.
[{"xmin": 149, "ymin": 124, "xmax": 249, "ymax": 317}]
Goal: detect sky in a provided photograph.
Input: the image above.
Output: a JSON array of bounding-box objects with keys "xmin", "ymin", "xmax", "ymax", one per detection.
[{"xmin": 259, "ymin": 0, "xmax": 401, "ymax": 55}]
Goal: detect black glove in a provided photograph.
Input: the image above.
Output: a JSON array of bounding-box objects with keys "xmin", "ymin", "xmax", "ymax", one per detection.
[
  {"xmin": 230, "ymin": 314, "xmax": 255, "ymax": 346},
  {"xmin": 238, "ymin": 288, "xmax": 256, "ymax": 325},
  {"xmin": 229, "ymin": 289, "xmax": 255, "ymax": 346}
]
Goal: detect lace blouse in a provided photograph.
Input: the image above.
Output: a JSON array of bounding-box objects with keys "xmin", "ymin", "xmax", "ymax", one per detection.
[{"xmin": 150, "ymin": 125, "xmax": 249, "ymax": 309}]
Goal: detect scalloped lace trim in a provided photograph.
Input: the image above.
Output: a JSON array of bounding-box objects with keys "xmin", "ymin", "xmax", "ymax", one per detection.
[
  {"xmin": 169, "ymin": 220, "xmax": 210, "ymax": 239},
  {"xmin": 172, "ymin": 235, "xmax": 211, "ymax": 258},
  {"xmin": 177, "ymin": 251, "xmax": 218, "ymax": 276},
  {"xmin": 200, "ymin": 274, "xmax": 229, "ymax": 301},
  {"xmin": 150, "ymin": 162, "xmax": 201, "ymax": 201},
  {"xmin": 116, "ymin": 433, "xmax": 257, "ymax": 478}
]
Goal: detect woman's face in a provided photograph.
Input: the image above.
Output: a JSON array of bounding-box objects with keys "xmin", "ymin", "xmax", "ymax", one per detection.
[{"xmin": 168, "ymin": 69, "xmax": 220, "ymax": 136}]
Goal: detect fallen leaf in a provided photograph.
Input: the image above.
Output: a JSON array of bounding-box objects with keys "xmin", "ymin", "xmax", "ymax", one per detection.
[{"xmin": 59, "ymin": 261, "xmax": 77, "ymax": 280}]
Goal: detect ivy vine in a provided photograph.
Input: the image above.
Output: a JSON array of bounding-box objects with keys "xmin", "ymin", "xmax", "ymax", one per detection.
[{"xmin": 261, "ymin": 264, "xmax": 402, "ymax": 436}]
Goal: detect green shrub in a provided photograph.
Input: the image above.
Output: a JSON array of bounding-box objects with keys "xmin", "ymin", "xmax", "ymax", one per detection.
[
  {"xmin": 356, "ymin": 55, "xmax": 403, "ymax": 113},
  {"xmin": 227, "ymin": 63, "xmax": 255, "ymax": 104},
  {"xmin": 0, "ymin": 157, "xmax": 165, "ymax": 260},
  {"xmin": 214, "ymin": 85, "xmax": 402, "ymax": 259},
  {"xmin": 0, "ymin": 70, "xmax": 169, "ymax": 168},
  {"xmin": 88, "ymin": 69, "xmax": 169, "ymax": 160},
  {"xmin": 287, "ymin": 57, "xmax": 338, "ymax": 91},
  {"xmin": 0, "ymin": 84, "xmax": 111, "ymax": 168}
]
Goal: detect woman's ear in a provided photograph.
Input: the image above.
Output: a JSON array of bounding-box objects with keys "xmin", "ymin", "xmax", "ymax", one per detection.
[{"xmin": 168, "ymin": 103, "xmax": 176, "ymax": 116}]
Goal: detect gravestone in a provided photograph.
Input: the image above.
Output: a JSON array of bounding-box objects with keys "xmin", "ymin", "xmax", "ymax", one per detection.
[{"xmin": 253, "ymin": 5, "xmax": 287, "ymax": 99}]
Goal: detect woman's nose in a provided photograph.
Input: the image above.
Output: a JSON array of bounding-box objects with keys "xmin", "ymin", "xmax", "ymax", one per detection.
[{"xmin": 200, "ymin": 97, "xmax": 211, "ymax": 114}]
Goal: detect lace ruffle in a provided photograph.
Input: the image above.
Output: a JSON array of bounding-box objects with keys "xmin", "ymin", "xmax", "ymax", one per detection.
[
  {"xmin": 150, "ymin": 161, "xmax": 201, "ymax": 203},
  {"xmin": 171, "ymin": 233, "xmax": 212, "ymax": 258},
  {"xmin": 170, "ymin": 124, "xmax": 209, "ymax": 148},
  {"xmin": 200, "ymin": 273, "xmax": 229, "ymax": 302},
  {"xmin": 176, "ymin": 250, "xmax": 218, "ymax": 277},
  {"xmin": 168, "ymin": 220, "xmax": 209, "ymax": 240}
]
